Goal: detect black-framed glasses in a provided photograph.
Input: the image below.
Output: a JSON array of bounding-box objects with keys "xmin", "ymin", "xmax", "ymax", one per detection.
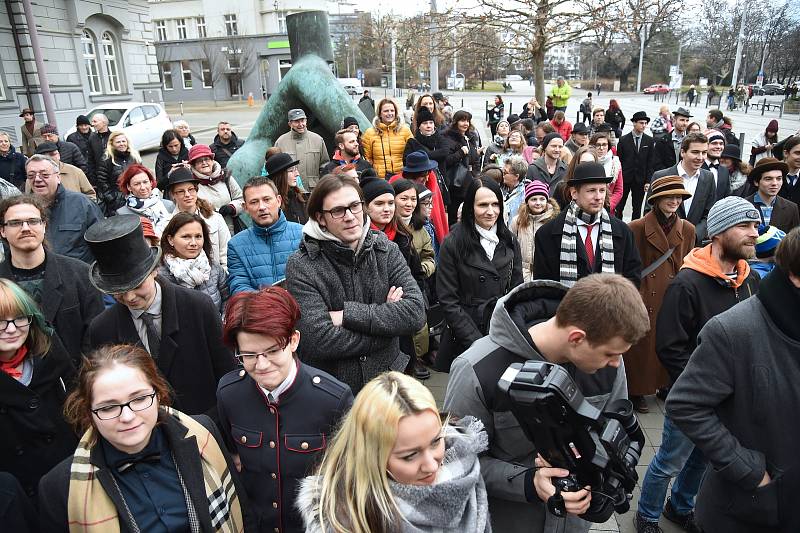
[
  {"xmin": 235, "ymin": 344, "xmax": 286, "ymax": 365},
  {"xmin": 322, "ymin": 201, "xmax": 364, "ymax": 219},
  {"xmin": 91, "ymin": 391, "xmax": 157, "ymax": 420},
  {"xmin": 3, "ymin": 218, "xmax": 44, "ymax": 228},
  {"xmin": 0, "ymin": 316, "xmax": 32, "ymax": 331}
]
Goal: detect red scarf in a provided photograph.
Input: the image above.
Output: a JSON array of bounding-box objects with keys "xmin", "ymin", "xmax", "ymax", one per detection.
[
  {"xmin": 0, "ymin": 345, "xmax": 28, "ymax": 379},
  {"xmin": 371, "ymin": 221, "xmax": 397, "ymax": 242}
]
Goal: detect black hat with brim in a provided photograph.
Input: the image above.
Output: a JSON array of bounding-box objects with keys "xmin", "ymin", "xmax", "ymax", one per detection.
[
  {"xmin": 631, "ymin": 111, "xmax": 650, "ymax": 123},
  {"xmin": 85, "ymin": 215, "xmax": 162, "ymax": 294},
  {"xmin": 567, "ymin": 162, "xmax": 613, "ymax": 186},
  {"xmin": 673, "ymin": 107, "xmax": 693, "ymax": 118},
  {"xmin": 264, "ymin": 152, "xmax": 300, "ymax": 176},
  {"xmin": 167, "ymin": 167, "xmax": 200, "ymax": 189}
]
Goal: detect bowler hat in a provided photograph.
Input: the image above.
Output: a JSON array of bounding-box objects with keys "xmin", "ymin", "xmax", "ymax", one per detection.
[
  {"xmin": 567, "ymin": 162, "xmax": 612, "ymax": 186},
  {"xmin": 647, "ymin": 175, "xmax": 692, "ymax": 205},
  {"xmin": 84, "ymin": 215, "xmax": 162, "ymax": 294},
  {"xmin": 264, "ymin": 152, "xmax": 300, "ymax": 176},
  {"xmin": 631, "ymin": 111, "xmax": 650, "ymax": 123},
  {"xmin": 166, "ymin": 167, "xmax": 199, "ymax": 189},
  {"xmin": 749, "ymin": 157, "xmax": 789, "ymax": 183},
  {"xmin": 19, "ymin": 108, "xmax": 34, "ymax": 117},
  {"xmin": 403, "ymin": 151, "xmax": 438, "ymax": 173},
  {"xmin": 673, "ymin": 107, "xmax": 693, "ymax": 118},
  {"xmin": 720, "ymin": 144, "xmax": 741, "ymax": 161}
]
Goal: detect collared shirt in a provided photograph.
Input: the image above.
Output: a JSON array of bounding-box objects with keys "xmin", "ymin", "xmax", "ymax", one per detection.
[
  {"xmin": 129, "ymin": 281, "xmax": 162, "ymax": 353},
  {"xmin": 677, "ymin": 161, "xmax": 700, "ymax": 214},
  {"xmin": 632, "ymin": 133, "xmax": 643, "ymax": 150},
  {"xmin": 753, "ymin": 192, "xmax": 775, "ymax": 226},
  {"xmin": 575, "ymin": 217, "xmax": 600, "ymax": 259},
  {"xmin": 259, "ymin": 359, "xmax": 299, "ymax": 403},
  {"xmin": 787, "ymin": 172, "xmax": 799, "ymax": 188},
  {"xmin": 703, "ymin": 159, "xmax": 719, "ymax": 181}
]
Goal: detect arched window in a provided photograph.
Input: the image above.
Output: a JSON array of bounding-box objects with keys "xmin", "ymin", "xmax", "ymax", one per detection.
[
  {"xmin": 81, "ymin": 30, "xmax": 101, "ymax": 95},
  {"xmin": 101, "ymin": 32, "xmax": 120, "ymax": 94}
]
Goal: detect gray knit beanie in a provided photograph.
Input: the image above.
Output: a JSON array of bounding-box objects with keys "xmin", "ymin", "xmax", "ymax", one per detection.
[{"xmin": 706, "ymin": 196, "xmax": 761, "ymax": 238}]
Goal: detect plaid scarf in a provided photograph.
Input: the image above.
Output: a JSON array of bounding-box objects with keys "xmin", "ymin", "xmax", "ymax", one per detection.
[
  {"xmin": 67, "ymin": 407, "xmax": 243, "ymax": 533},
  {"xmin": 559, "ymin": 201, "xmax": 615, "ymax": 286}
]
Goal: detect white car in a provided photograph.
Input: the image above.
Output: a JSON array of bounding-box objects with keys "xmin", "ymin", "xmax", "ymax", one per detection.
[{"xmin": 65, "ymin": 102, "xmax": 172, "ymax": 151}]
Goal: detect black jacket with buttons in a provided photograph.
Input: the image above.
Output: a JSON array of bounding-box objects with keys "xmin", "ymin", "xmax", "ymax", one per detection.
[
  {"xmin": 0, "ymin": 337, "xmax": 77, "ymax": 497},
  {"xmin": 216, "ymin": 361, "xmax": 353, "ymax": 533}
]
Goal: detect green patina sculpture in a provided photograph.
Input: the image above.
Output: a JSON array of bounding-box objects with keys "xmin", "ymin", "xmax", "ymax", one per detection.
[{"xmin": 227, "ymin": 11, "xmax": 372, "ymax": 186}]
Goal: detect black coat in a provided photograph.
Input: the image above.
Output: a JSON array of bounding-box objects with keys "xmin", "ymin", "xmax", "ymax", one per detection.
[
  {"xmin": 54, "ymin": 140, "xmax": 88, "ymax": 176},
  {"xmin": 210, "ymin": 133, "xmax": 245, "ymax": 169},
  {"xmin": 616, "ymin": 132, "xmax": 655, "ymax": 186},
  {"xmin": 605, "ymin": 108, "xmax": 626, "ymax": 131},
  {"xmin": 0, "ymin": 252, "xmax": 104, "ymax": 366},
  {"xmin": 155, "ymin": 146, "xmax": 189, "ymax": 190},
  {"xmin": 37, "ymin": 410, "xmax": 256, "ymax": 533},
  {"xmin": 745, "ymin": 193, "xmax": 800, "ymax": 233},
  {"xmin": 0, "ymin": 146, "xmax": 26, "ymax": 190},
  {"xmin": 0, "ymin": 339, "xmax": 77, "ymax": 497},
  {"xmin": 217, "ymin": 362, "xmax": 353, "ymax": 533},
  {"xmin": 435, "ymin": 224, "xmax": 523, "ymax": 370},
  {"xmin": 652, "ymin": 132, "xmax": 680, "ymax": 172},
  {"xmin": 65, "ymin": 131, "xmax": 91, "ymax": 161},
  {"xmin": 779, "ymin": 176, "xmax": 800, "ymax": 206},
  {"xmin": 95, "ymin": 151, "xmax": 134, "ymax": 215},
  {"xmin": 88, "ymin": 278, "xmax": 235, "ymax": 416},
  {"xmin": 533, "ymin": 211, "xmax": 642, "ymax": 286},
  {"xmin": 519, "ymin": 104, "xmax": 548, "ymax": 123},
  {"xmin": 403, "ymin": 130, "xmax": 456, "ymax": 173},
  {"xmin": 86, "ymin": 130, "xmax": 111, "ymax": 185},
  {"xmin": 702, "ymin": 161, "xmax": 732, "ymax": 200}
]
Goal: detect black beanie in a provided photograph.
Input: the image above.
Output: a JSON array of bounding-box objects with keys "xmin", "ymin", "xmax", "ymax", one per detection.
[
  {"xmin": 341, "ymin": 116, "xmax": 359, "ymax": 129},
  {"xmin": 360, "ymin": 176, "xmax": 396, "ymax": 205},
  {"xmin": 76, "ymin": 115, "xmax": 91, "ymax": 126},
  {"xmin": 416, "ymin": 107, "xmax": 435, "ymax": 124},
  {"xmin": 541, "ymin": 132, "xmax": 562, "ymax": 150}
]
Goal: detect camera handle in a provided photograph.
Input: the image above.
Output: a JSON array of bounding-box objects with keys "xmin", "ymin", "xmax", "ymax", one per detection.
[{"xmin": 547, "ymin": 475, "xmax": 582, "ymax": 518}]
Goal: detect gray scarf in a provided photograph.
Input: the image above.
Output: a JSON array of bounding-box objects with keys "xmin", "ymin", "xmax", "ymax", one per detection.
[{"xmin": 559, "ymin": 201, "xmax": 615, "ymax": 286}]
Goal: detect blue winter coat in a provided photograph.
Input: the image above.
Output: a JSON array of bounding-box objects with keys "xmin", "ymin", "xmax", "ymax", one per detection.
[
  {"xmin": 227, "ymin": 211, "xmax": 303, "ymax": 294},
  {"xmin": 0, "ymin": 146, "xmax": 26, "ymax": 190}
]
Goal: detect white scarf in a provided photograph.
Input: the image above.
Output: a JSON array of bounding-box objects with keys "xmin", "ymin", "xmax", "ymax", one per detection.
[
  {"xmin": 125, "ymin": 191, "xmax": 172, "ymax": 235},
  {"xmin": 475, "ymin": 223, "xmax": 499, "ymax": 260},
  {"xmin": 164, "ymin": 252, "xmax": 211, "ymax": 287}
]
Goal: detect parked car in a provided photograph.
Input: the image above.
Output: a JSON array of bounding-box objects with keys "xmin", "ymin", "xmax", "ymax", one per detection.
[
  {"xmin": 643, "ymin": 84, "xmax": 670, "ymax": 94},
  {"xmin": 65, "ymin": 102, "xmax": 173, "ymax": 151},
  {"xmin": 753, "ymin": 83, "xmax": 784, "ymax": 96},
  {"xmin": 338, "ymin": 78, "xmax": 364, "ymax": 96}
]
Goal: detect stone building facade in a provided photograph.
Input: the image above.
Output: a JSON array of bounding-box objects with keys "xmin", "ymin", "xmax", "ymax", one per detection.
[{"xmin": 0, "ymin": 0, "xmax": 161, "ymax": 147}]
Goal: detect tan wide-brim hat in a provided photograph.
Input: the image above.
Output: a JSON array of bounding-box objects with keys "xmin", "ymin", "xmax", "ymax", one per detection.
[{"xmin": 647, "ymin": 175, "xmax": 692, "ymax": 205}]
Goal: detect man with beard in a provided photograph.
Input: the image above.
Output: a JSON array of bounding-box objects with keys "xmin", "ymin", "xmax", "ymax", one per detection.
[
  {"xmin": 321, "ymin": 129, "xmax": 373, "ymax": 176},
  {"xmin": 274, "ymin": 109, "xmax": 329, "ymax": 189},
  {"xmin": 653, "ymin": 107, "xmax": 692, "ymax": 172},
  {"xmin": 533, "ymin": 162, "xmax": 642, "ymax": 286},
  {"xmin": 702, "ymin": 129, "xmax": 731, "ymax": 200},
  {"xmin": 209, "ymin": 121, "xmax": 245, "ymax": 169},
  {"xmin": 634, "ymin": 196, "xmax": 761, "ymax": 533}
]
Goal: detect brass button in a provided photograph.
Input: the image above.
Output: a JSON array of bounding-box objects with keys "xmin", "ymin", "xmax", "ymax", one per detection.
[
  {"xmin": 269, "ymin": 407, "xmax": 276, "ymax": 413},
  {"xmin": 240, "ymin": 435, "xmax": 247, "ymax": 444},
  {"xmin": 312, "ymin": 376, "xmax": 321, "ymax": 384},
  {"xmin": 271, "ymin": 473, "xmax": 277, "ymax": 479},
  {"xmin": 269, "ymin": 441, "xmax": 275, "ymax": 448},
  {"xmin": 272, "ymin": 502, "xmax": 278, "ymax": 508},
  {"xmin": 274, "ymin": 529, "xmax": 280, "ymax": 533},
  {"xmin": 239, "ymin": 369, "xmax": 246, "ymax": 377},
  {"xmin": 301, "ymin": 442, "xmax": 309, "ymax": 450}
]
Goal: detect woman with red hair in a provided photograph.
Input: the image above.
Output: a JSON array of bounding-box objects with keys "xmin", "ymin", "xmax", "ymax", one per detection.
[
  {"xmin": 605, "ymin": 99, "xmax": 626, "ymax": 140},
  {"xmin": 115, "ymin": 163, "xmax": 175, "ymax": 235},
  {"xmin": 216, "ymin": 286, "xmax": 353, "ymax": 533}
]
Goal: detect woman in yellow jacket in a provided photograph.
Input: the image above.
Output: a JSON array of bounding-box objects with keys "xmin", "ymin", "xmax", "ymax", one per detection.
[{"xmin": 361, "ymin": 98, "xmax": 413, "ymax": 178}]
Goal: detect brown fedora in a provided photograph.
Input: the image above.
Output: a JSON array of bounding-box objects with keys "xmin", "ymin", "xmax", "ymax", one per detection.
[
  {"xmin": 647, "ymin": 175, "xmax": 692, "ymax": 205},
  {"xmin": 18, "ymin": 108, "xmax": 34, "ymax": 117},
  {"xmin": 749, "ymin": 157, "xmax": 788, "ymax": 183}
]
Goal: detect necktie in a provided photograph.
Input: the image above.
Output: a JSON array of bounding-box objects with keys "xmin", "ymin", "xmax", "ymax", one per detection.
[
  {"xmin": 584, "ymin": 223, "xmax": 596, "ymax": 269},
  {"xmin": 141, "ymin": 313, "xmax": 160, "ymax": 359},
  {"xmin": 635, "ymin": 137, "xmax": 640, "ymax": 151},
  {"xmin": 789, "ymin": 174, "xmax": 798, "ymax": 188}
]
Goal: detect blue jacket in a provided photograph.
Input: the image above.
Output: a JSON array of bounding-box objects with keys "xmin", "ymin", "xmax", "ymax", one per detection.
[
  {"xmin": 227, "ymin": 211, "xmax": 303, "ymax": 293},
  {"xmin": 0, "ymin": 146, "xmax": 26, "ymax": 190},
  {"xmin": 46, "ymin": 184, "xmax": 104, "ymax": 264}
]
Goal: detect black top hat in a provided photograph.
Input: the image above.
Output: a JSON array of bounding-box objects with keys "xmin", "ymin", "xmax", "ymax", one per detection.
[
  {"xmin": 673, "ymin": 107, "xmax": 693, "ymax": 118},
  {"xmin": 720, "ymin": 144, "xmax": 741, "ymax": 161},
  {"xmin": 567, "ymin": 162, "xmax": 613, "ymax": 186},
  {"xmin": 403, "ymin": 151, "xmax": 438, "ymax": 173},
  {"xmin": 572, "ymin": 123, "xmax": 589, "ymax": 135},
  {"xmin": 264, "ymin": 153, "xmax": 300, "ymax": 176},
  {"xmin": 167, "ymin": 167, "xmax": 199, "ymax": 189},
  {"xmin": 631, "ymin": 111, "xmax": 650, "ymax": 123},
  {"xmin": 84, "ymin": 215, "xmax": 162, "ymax": 294}
]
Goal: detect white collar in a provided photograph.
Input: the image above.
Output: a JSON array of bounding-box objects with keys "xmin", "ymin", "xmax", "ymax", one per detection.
[
  {"xmin": 259, "ymin": 360, "xmax": 298, "ymax": 402},
  {"xmin": 678, "ymin": 161, "xmax": 699, "ymax": 180}
]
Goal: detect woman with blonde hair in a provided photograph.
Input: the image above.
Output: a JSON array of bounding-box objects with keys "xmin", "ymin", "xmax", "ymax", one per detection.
[
  {"xmin": 96, "ymin": 131, "xmax": 141, "ymax": 215},
  {"xmin": 362, "ymin": 98, "xmax": 414, "ymax": 178},
  {"xmin": 297, "ymin": 371, "xmax": 490, "ymax": 533}
]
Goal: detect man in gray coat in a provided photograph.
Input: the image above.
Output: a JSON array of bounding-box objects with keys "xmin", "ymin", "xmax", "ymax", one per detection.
[
  {"xmin": 667, "ymin": 227, "xmax": 800, "ymax": 533},
  {"xmin": 443, "ymin": 274, "xmax": 649, "ymax": 533},
  {"xmin": 285, "ymin": 174, "xmax": 424, "ymax": 394}
]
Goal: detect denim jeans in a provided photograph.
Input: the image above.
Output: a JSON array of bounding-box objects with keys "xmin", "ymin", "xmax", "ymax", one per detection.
[{"xmin": 637, "ymin": 415, "xmax": 707, "ymax": 522}]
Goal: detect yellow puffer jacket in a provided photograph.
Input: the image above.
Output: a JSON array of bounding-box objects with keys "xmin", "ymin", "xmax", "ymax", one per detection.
[
  {"xmin": 361, "ymin": 119, "xmax": 413, "ymax": 178},
  {"xmin": 550, "ymin": 82, "xmax": 572, "ymax": 108}
]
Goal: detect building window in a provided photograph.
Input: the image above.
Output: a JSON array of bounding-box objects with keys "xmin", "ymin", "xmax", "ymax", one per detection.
[
  {"xmin": 224, "ymin": 14, "xmax": 238, "ymax": 36},
  {"xmin": 161, "ymin": 63, "xmax": 173, "ymax": 90},
  {"xmin": 196, "ymin": 17, "xmax": 206, "ymax": 38},
  {"xmin": 176, "ymin": 19, "xmax": 187, "ymax": 40},
  {"xmin": 227, "ymin": 55, "xmax": 240, "ymax": 71},
  {"xmin": 81, "ymin": 30, "xmax": 102, "ymax": 95},
  {"xmin": 101, "ymin": 32, "xmax": 120, "ymax": 94},
  {"xmin": 181, "ymin": 61, "xmax": 192, "ymax": 89},
  {"xmin": 201, "ymin": 60, "xmax": 213, "ymax": 87},
  {"xmin": 155, "ymin": 20, "xmax": 167, "ymax": 41},
  {"xmin": 277, "ymin": 11, "xmax": 287, "ymax": 34}
]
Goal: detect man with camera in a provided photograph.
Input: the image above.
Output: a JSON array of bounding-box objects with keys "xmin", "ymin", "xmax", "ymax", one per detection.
[{"xmin": 443, "ymin": 274, "xmax": 649, "ymax": 532}]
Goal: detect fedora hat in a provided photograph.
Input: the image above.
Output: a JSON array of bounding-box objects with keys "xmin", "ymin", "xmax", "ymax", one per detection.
[
  {"xmin": 18, "ymin": 108, "xmax": 34, "ymax": 117},
  {"xmin": 84, "ymin": 215, "xmax": 161, "ymax": 294},
  {"xmin": 264, "ymin": 152, "xmax": 300, "ymax": 176},
  {"xmin": 166, "ymin": 167, "xmax": 199, "ymax": 189},
  {"xmin": 720, "ymin": 144, "xmax": 741, "ymax": 162},
  {"xmin": 749, "ymin": 157, "xmax": 788, "ymax": 183},
  {"xmin": 673, "ymin": 107, "xmax": 693, "ymax": 118},
  {"xmin": 567, "ymin": 162, "xmax": 612, "ymax": 186},
  {"xmin": 631, "ymin": 111, "xmax": 650, "ymax": 123},
  {"xmin": 403, "ymin": 151, "xmax": 438, "ymax": 173},
  {"xmin": 647, "ymin": 175, "xmax": 692, "ymax": 205}
]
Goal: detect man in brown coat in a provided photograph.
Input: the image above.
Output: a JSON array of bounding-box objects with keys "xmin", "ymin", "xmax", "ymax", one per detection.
[
  {"xmin": 18, "ymin": 108, "xmax": 42, "ymax": 157},
  {"xmin": 626, "ymin": 175, "xmax": 695, "ymax": 413}
]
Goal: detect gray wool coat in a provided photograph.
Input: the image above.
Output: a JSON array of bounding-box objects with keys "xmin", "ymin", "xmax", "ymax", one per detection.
[{"xmin": 286, "ymin": 229, "xmax": 425, "ymax": 393}]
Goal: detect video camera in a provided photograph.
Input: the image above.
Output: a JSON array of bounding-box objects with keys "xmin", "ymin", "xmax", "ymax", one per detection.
[{"xmin": 497, "ymin": 361, "xmax": 645, "ymax": 523}]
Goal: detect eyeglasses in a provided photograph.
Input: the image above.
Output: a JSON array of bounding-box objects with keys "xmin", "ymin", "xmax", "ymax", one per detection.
[
  {"xmin": 420, "ymin": 201, "xmax": 433, "ymax": 208},
  {"xmin": 26, "ymin": 171, "xmax": 55, "ymax": 180},
  {"xmin": 0, "ymin": 316, "xmax": 32, "ymax": 331},
  {"xmin": 91, "ymin": 391, "xmax": 157, "ymax": 420},
  {"xmin": 3, "ymin": 218, "xmax": 44, "ymax": 228},
  {"xmin": 235, "ymin": 345, "xmax": 286, "ymax": 365},
  {"xmin": 194, "ymin": 157, "xmax": 213, "ymax": 165},
  {"xmin": 171, "ymin": 187, "xmax": 197, "ymax": 196},
  {"xmin": 322, "ymin": 201, "xmax": 364, "ymax": 219}
]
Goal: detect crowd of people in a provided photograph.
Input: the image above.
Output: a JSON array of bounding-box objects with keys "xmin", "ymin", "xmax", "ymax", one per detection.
[{"xmin": 0, "ymin": 89, "xmax": 798, "ymax": 533}]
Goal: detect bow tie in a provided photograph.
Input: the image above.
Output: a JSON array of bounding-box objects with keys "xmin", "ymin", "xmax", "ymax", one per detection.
[
  {"xmin": 707, "ymin": 162, "xmax": 719, "ymax": 170},
  {"xmin": 115, "ymin": 452, "xmax": 161, "ymax": 474}
]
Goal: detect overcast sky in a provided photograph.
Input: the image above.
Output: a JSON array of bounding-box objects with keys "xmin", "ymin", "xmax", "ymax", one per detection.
[{"xmin": 329, "ymin": 0, "xmax": 458, "ymax": 17}]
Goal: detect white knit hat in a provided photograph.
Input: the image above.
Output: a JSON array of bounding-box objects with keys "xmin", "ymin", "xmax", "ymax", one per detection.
[{"xmin": 706, "ymin": 196, "xmax": 761, "ymax": 238}]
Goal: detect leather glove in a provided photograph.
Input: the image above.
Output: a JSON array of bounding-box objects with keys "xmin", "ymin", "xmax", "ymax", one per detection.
[{"xmin": 218, "ymin": 204, "xmax": 236, "ymax": 217}]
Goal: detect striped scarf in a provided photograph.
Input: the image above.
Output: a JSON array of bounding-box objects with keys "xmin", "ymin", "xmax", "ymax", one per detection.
[
  {"xmin": 67, "ymin": 407, "xmax": 243, "ymax": 533},
  {"xmin": 559, "ymin": 201, "xmax": 615, "ymax": 286}
]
